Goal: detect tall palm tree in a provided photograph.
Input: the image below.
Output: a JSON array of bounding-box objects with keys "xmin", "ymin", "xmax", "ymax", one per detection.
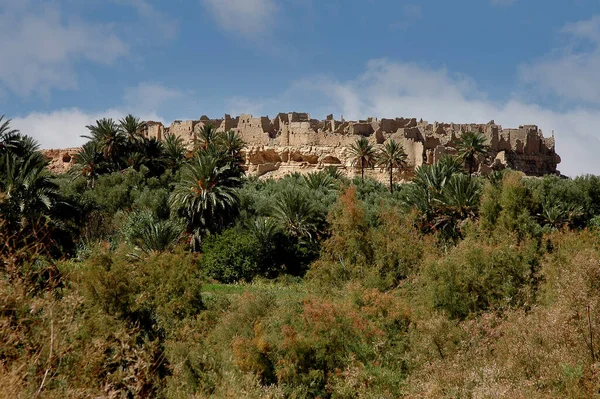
[
  {"xmin": 163, "ymin": 132, "xmax": 186, "ymax": 172},
  {"xmin": 376, "ymin": 140, "xmax": 407, "ymax": 193},
  {"xmin": 71, "ymin": 142, "xmax": 103, "ymax": 188},
  {"xmin": 84, "ymin": 118, "xmax": 126, "ymax": 169},
  {"xmin": 348, "ymin": 137, "xmax": 377, "ymax": 182},
  {"xmin": 455, "ymin": 131, "xmax": 488, "ymax": 177},
  {"xmin": 169, "ymin": 153, "xmax": 242, "ymax": 250},
  {"xmin": 119, "ymin": 114, "xmax": 145, "ymax": 143}
]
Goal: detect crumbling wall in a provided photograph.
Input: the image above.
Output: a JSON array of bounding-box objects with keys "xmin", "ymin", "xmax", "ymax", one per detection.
[{"xmin": 45, "ymin": 113, "xmax": 562, "ymax": 180}]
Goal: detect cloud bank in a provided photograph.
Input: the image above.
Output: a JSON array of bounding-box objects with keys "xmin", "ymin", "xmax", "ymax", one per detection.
[{"xmin": 0, "ymin": 2, "xmax": 128, "ymax": 97}]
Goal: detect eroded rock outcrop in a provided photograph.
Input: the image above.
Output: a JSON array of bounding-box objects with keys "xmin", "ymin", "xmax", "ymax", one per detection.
[
  {"xmin": 41, "ymin": 148, "xmax": 80, "ymax": 174},
  {"xmin": 44, "ymin": 113, "xmax": 561, "ymax": 181}
]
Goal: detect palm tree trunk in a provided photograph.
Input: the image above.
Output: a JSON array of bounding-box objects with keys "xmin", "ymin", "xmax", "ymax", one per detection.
[
  {"xmin": 389, "ymin": 167, "xmax": 393, "ymax": 194},
  {"xmin": 468, "ymin": 154, "xmax": 473, "ymax": 178},
  {"xmin": 361, "ymin": 158, "xmax": 365, "ymax": 182}
]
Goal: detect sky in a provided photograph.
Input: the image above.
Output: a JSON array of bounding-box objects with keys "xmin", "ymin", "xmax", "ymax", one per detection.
[{"xmin": 2, "ymin": 0, "xmax": 600, "ymax": 176}]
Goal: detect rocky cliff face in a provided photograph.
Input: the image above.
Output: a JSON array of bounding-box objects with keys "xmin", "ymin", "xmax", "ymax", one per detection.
[{"xmin": 43, "ymin": 113, "xmax": 561, "ymax": 180}]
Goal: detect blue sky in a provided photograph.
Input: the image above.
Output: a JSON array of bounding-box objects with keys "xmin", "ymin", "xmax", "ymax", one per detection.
[{"xmin": 2, "ymin": 0, "xmax": 600, "ymax": 176}]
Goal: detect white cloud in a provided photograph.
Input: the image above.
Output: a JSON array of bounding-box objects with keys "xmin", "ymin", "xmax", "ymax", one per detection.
[
  {"xmin": 11, "ymin": 108, "xmax": 162, "ymax": 150},
  {"xmin": 520, "ymin": 15, "xmax": 600, "ymax": 105},
  {"xmin": 202, "ymin": 0, "xmax": 278, "ymax": 36},
  {"xmin": 9, "ymin": 82, "xmax": 183, "ymax": 149},
  {"xmin": 0, "ymin": 2, "xmax": 128, "ymax": 97}
]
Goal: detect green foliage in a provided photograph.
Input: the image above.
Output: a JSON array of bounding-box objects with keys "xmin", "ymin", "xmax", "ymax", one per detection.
[
  {"xmin": 163, "ymin": 132, "xmax": 186, "ymax": 172},
  {"xmin": 309, "ymin": 187, "xmax": 429, "ymax": 290},
  {"xmin": 84, "ymin": 118, "xmax": 126, "ymax": 170},
  {"xmin": 424, "ymin": 235, "xmax": 541, "ymax": 319},
  {"xmin": 169, "ymin": 153, "xmax": 242, "ymax": 249},
  {"xmin": 303, "ymin": 170, "xmax": 336, "ymax": 191},
  {"xmin": 271, "ymin": 188, "xmax": 321, "ymax": 241},
  {"xmin": 201, "ymin": 228, "xmax": 266, "ymax": 283},
  {"xmin": 121, "ymin": 209, "xmax": 183, "ymax": 254},
  {"xmin": 70, "ymin": 141, "xmax": 104, "ymax": 188},
  {"xmin": 403, "ymin": 156, "xmax": 481, "ymax": 241}
]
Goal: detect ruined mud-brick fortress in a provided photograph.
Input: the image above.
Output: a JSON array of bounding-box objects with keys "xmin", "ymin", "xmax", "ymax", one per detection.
[{"xmin": 45, "ymin": 112, "xmax": 561, "ymax": 180}]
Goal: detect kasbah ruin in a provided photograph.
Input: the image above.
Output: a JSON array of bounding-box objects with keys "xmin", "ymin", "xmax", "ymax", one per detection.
[{"xmin": 43, "ymin": 112, "xmax": 561, "ymax": 181}]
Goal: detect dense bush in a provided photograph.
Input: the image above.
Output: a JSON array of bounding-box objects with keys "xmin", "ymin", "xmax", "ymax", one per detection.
[{"xmin": 424, "ymin": 234, "xmax": 542, "ymax": 319}]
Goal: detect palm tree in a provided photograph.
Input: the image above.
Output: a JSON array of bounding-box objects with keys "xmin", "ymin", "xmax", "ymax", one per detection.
[
  {"xmin": 376, "ymin": 140, "xmax": 407, "ymax": 193},
  {"xmin": 0, "ymin": 117, "xmax": 43, "ymax": 163},
  {"xmin": 119, "ymin": 114, "xmax": 145, "ymax": 143},
  {"xmin": 194, "ymin": 124, "xmax": 218, "ymax": 150},
  {"xmin": 455, "ymin": 131, "xmax": 488, "ymax": 177},
  {"xmin": 163, "ymin": 132, "xmax": 186, "ymax": 172},
  {"xmin": 348, "ymin": 137, "xmax": 377, "ymax": 183},
  {"xmin": 303, "ymin": 171, "xmax": 335, "ymax": 191},
  {"xmin": 0, "ymin": 152, "xmax": 60, "ymax": 231},
  {"xmin": 71, "ymin": 142, "xmax": 103, "ymax": 188},
  {"xmin": 84, "ymin": 118, "xmax": 126, "ymax": 169},
  {"xmin": 169, "ymin": 153, "xmax": 242, "ymax": 250},
  {"xmin": 402, "ymin": 156, "xmax": 469, "ymax": 234},
  {"xmin": 0, "ymin": 115, "xmax": 20, "ymax": 154},
  {"xmin": 217, "ymin": 130, "xmax": 245, "ymax": 164},
  {"xmin": 132, "ymin": 137, "xmax": 166, "ymax": 176},
  {"xmin": 271, "ymin": 189, "xmax": 319, "ymax": 240}
]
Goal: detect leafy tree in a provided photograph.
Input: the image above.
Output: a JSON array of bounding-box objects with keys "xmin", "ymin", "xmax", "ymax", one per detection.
[
  {"xmin": 201, "ymin": 228, "xmax": 264, "ymax": 283},
  {"xmin": 169, "ymin": 153, "xmax": 242, "ymax": 249},
  {"xmin": 538, "ymin": 198, "xmax": 583, "ymax": 230},
  {"xmin": 455, "ymin": 131, "xmax": 488, "ymax": 177},
  {"xmin": 376, "ymin": 140, "xmax": 407, "ymax": 193},
  {"xmin": 348, "ymin": 137, "xmax": 376, "ymax": 182},
  {"xmin": 0, "ymin": 116, "xmax": 42, "ymax": 161}
]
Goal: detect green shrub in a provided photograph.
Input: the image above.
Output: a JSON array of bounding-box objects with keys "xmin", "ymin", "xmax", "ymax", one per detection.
[
  {"xmin": 425, "ymin": 235, "xmax": 541, "ymax": 319},
  {"xmin": 201, "ymin": 229, "xmax": 265, "ymax": 283}
]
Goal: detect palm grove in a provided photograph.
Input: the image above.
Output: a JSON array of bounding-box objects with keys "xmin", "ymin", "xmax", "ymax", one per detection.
[{"xmin": 3, "ymin": 114, "xmax": 600, "ymax": 397}]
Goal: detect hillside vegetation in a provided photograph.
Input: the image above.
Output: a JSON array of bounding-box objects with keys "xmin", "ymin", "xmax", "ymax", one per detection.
[{"xmin": 2, "ymin": 115, "xmax": 600, "ymax": 398}]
